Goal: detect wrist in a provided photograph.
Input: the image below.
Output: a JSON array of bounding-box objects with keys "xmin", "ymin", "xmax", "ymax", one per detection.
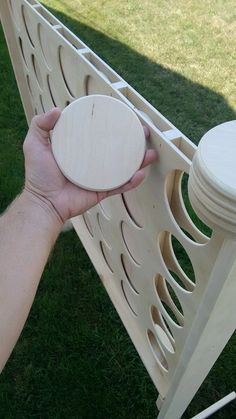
[{"xmin": 21, "ymin": 188, "xmax": 64, "ymax": 231}]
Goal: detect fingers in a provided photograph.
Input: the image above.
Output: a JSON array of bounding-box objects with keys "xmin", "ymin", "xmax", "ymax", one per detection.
[
  {"xmin": 29, "ymin": 108, "xmax": 61, "ymax": 143},
  {"xmin": 99, "ymin": 147, "xmax": 157, "ymax": 200},
  {"xmin": 143, "ymin": 125, "xmax": 150, "ymax": 139},
  {"xmin": 105, "ymin": 169, "xmax": 146, "ymax": 198},
  {"xmin": 141, "ymin": 149, "xmax": 157, "ymax": 168}
]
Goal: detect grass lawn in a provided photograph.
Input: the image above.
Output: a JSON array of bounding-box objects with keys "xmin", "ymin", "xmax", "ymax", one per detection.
[{"xmin": 0, "ymin": 0, "xmax": 236, "ymax": 417}]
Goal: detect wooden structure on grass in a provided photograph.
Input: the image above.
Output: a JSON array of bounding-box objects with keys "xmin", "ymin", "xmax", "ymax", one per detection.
[{"xmin": 0, "ymin": 1, "xmax": 235, "ymax": 417}]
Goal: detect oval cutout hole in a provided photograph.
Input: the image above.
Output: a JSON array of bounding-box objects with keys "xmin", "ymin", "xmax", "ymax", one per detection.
[
  {"xmin": 121, "ymin": 280, "xmax": 137, "ymax": 316},
  {"xmin": 151, "ymin": 306, "xmax": 175, "ymax": 353},
  {"xmin": 181, "ymin": 172, "xmax": 212, "ymax": 238},
  {"xmin": 121, "ymin": 192, "xmax": 144, "ymax": 228},
  {"xmin": 100, "ymin": 241, "xmax": 113, "ymax": 273},
  {"xmin": 171, "ymin": 235, "xmax": 195, "ymax": 284},
  {"xmin": 147, "ymin": 330, "xmax": 168, "ymax": 371},
  {"xmin": 120, "ymin": 254, "xmax": 139, "ymax": 294},
  {"xmin": 83, "ymin": 213, "xmax": 93, "ymax": 237},
  {"xmin": 47, "ymin": 75, "xmax": 57, "ymax": 107},
  {"xmin": 155, "ymin": 275, "xmax": 184, "ymax": 327},
  {"xmin": 31, "ymin": 54, "xmax": 43, "ymax": 88},
  {"xmin": 22, "ymin": 5, "xmax": 35, "ymax": 47}
]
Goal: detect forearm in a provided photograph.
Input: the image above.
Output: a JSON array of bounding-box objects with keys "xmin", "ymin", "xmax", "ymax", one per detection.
[{"xmin": 0, "ymin": 191, "xmax": 62, "ymax": 371}]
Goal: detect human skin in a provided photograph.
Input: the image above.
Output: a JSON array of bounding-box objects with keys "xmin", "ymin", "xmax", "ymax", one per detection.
[{"xmin": 0, "ymin": 108, "xmax": 157, "ymax": 372}]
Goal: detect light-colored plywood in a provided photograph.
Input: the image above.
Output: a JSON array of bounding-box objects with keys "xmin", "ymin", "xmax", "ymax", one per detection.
[
  {"xmin": 189, "ymin": 120, "xmax": 236, "ymax": 237},
  {"xmin": 0, "ymin": 1, "xmax": 235, "ymax": 418},
  {"xmin": 51, "ymin": 95, "xmax": 146, "ymax": 191}
]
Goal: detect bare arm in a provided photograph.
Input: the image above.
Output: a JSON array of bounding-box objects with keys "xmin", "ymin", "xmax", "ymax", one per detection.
[
  {"xmin": 0, "ymin": 108, "xmax": 156, "ymax": 371},
  {"xmin": 0, "ymin": 191, "xmax": 61, "ymax": 371}
]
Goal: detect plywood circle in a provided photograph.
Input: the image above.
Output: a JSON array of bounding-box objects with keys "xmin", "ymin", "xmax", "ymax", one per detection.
[
  {"xmin": 51, "ymin": 95, "xmax": 146, "ymax": 191},
  {"xmin": 198, "ymin": 120, "xmax": 236, "ymax": 199}
]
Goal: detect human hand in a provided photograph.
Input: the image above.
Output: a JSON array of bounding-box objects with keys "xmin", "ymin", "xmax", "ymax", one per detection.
[{"xmin": 23, "ymin": 108, "xmax": 157, "ymax": 224}]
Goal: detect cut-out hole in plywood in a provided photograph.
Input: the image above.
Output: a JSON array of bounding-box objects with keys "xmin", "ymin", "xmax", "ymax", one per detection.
[
  {"xmin": 171, "ymin": 235, "xmax": 195, "ymax": 285},
  {"xmin": 120, "ymin": 253, "xmax": 139, "ymax": 294},
  {"xmin": 26, "ymin": 74, "xmax": 32, "ymax": 96},
  {"xmin": 22, "ymin": 5, "xmax": 35, "ymax": 47},
  {"xmin": 39, "ymin": 94, "xmax": 45, "ymax": 113},
  {"xmin": 121, "ymin": 222, "xmax": 142, "ymax": 265},
  {"xmin": 31, "ymin": 54, "xmax": 43, "ymax": 88},
  {"xmin": 38, "ymin": 23, "xmax": 53, "ymax": 69},
  {"xmin": 151, "ymin": 305, "xmax": 175, "ymax": 353},
  {"xmin": 121, "ymin": 280, "xmax": 138, "ymax": 317},
  {"xmin": 155, "ymin": 274, "xmax": 184, "ymax": 327},
  {"xmin": 85, "ymin": 74, "xmax": 111, "ymax": 96},
  {"xmin": 97, "ymin": 213, "xmax": 112, "ymax": 247},
  {"xmin": 99, "ymin": 241, "xmax": 114, "ymax": 273},
  {"xmin": 159, "ymin": 231, "xmax": 195, "ymax": 292},
  {"xmin": 82, "ymin": 212, "xmax": 94, "ymax": 238},
  {"xmin": 181, "ymin": 173, "xmax": 212, "ymax": 238},
  {"xmin": 99, "ymin": 199, "xmax": 112, "ymax": 219},
  {"xmin": 121, "ymin": 192, "xmax": 144, "ymax": 228},
  {"xmin": 19, "ymin": 37, "xmax": 28, "ymax": 68},
  {"xmin": 147, "ymin": 330, "xmax": 168, "ymax": 371},
  {"xmin": 58, "ymin": 45, "xmax": 78, "ymax": 98},
  {"xmin": 165, "ymin": 170, "xmax": 209, "ymax": 244},
  {"xmin": 47, "ymin": 74, "xmax": 57, "ymax": 106}
]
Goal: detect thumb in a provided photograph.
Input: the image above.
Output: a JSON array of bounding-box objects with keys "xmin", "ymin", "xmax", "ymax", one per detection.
[{"xmin": 29, "ymin": 108, "xmax": 61, "ymax": 143}]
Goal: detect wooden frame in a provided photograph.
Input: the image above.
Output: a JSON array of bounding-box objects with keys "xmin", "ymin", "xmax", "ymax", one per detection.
[{"xmin": 0, "ymin": 1, "xmax": 235, "ymax": 417}]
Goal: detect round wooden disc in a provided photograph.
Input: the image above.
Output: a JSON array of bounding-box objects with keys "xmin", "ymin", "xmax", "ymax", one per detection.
[
  {"xmin": 198, "ymin": 120, "xmax": 236, "ymax": 199},
  {"xmin": 51, "ymin": 95, "xmax": 146, "ymax": 191}
]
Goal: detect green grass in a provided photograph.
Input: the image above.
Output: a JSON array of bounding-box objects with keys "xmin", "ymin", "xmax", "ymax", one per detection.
[{"xmin": 0, "ymin": 0, "xmax": 236, "ymax": 418}]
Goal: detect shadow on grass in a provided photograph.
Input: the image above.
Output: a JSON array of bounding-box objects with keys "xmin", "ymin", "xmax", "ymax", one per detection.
[{"xmin": 0, "ymin": 3, "xmax": 235, "ymax": 419}]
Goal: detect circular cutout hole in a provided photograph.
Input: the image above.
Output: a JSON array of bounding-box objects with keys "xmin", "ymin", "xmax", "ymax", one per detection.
[
  {"xmin": 22, "ymin": 5, "xmax": 35, "ymax": 47},
  {"xmin": 100, "ymin": 241, "xmax": 113, "ymax": 273},
  {"xmin": 182, "ymin": 173, "xmax": 212, "ymax": 237},
  {"xmin": 85, "ymin": 74, "xmax": 109, "ymax": 96},
  {"xmin": 97, "ymin": 213, "xmax": 111, "ymax": 244},
  {"xmin": 151, "ymin": 306, "xmax": 175, "ymax": 353},
  {"xmin": 166, "ymin": 170, "xmax": 211, "ymax": 243},
  {"xmin": 39, "ymin": 95, "xmax": 45, "ymax": 113},
  {"xmin": 165, "ymin": 281, "xmax": 183, "ymax": 315},
  {"xmin": 26, "ymin": 74, "xmax": 32, "ymax": 96},
  {"xmin": 147, "ymin": 330, "xmax": 168, "ymax": 371},
  {"xmin": 31, "ymin": 54, "xmax": 43, "ymax": 88},
  {"xmin": 155, "ymin": 274, "xmax": 184, "ymax": 327},
  {"xmin": 121, "ymin": 222, "xmax": 142, "ymax": 265},
  {"xmin": 169, "ymin": 270, "xmax": 193, "ymax": 292},
  {"xmin": 99, "ymin": 199, "xmax": 112, "ymax": 219},
  {"xmin": 121, "ymin": 192, "xmax": 144, "ymax": 228},
  {"xmin": 83, "ymin": 212, "xmax": 93, "ymax": 237},
  {"xmin": 161, "ymin": 312, "xmax": 174, "ymax": 340},
  {"xmin": 159, "ymin": 231, "xmax": 195, "ymax": 291},
  {"xmin": 38, "ymin": 23, "xmax": 52, "ymax": 69},
  {"xmin": 121, "ymin": 280, "xmax": 137, "ymax": 317},
  {"xmin": 171, "ymin": 235, "xmax": 195, "ymax": 284},
  {"xmin": 120, "ymin": 254, "xmax": 139, "ymax": 294},
  {"xmin": 47, "ymin": 75, "xmax": 57, "ymax": 106},
  {"xmin": 58, "ymin": 46, "xmax": 77, "ymax": 97},
  {"xmin": 19, "ymin": 37, "xmax": 28, "ymax": 68}
]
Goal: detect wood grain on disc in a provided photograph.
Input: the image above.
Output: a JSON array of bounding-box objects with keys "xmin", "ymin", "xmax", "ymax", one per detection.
[{"xmin": 51, "ymin": 95, "xmax": 146, "ymax": 191}]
